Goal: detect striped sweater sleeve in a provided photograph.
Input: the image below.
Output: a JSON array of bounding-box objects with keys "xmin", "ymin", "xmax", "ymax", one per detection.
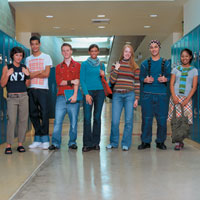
[
  {"xmin": 134, "ymin": 68, "xmax": 140, "ymax": 100},
  {"xmin": 109, "ymin": 64, "xmax": 119, "ymax": 84}
]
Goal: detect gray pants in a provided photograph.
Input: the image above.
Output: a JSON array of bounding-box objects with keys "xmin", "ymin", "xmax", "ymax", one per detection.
[{"xmin": 6, "ymin": 92, "xmax": 29, "ymax": 144}]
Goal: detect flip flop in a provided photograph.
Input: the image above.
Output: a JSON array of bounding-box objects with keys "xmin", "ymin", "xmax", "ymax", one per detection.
[
  {"xmin": 17, "ymin": 146, "xmax": 26, "ymax": 153},
  {"xmin": 5, "ymin": 147, "xmax": 12, "ymax": 154}
]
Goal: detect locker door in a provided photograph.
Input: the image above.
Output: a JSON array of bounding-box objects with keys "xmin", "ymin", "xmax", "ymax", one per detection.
[{"xmin": 191, "ymin": 27, "xmax": 200, "ymax": 142}]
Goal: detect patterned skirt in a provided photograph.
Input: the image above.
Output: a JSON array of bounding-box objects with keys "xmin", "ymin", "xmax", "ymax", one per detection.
[{"xmin": 168, "ymin": 95, "xmax": 193, "ymax": 124}]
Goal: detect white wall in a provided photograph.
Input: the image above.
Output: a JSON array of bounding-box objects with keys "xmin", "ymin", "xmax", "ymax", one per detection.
[
  {"xmin": 0, "ymin": 0, "xmax": 15, "ymax": 37},
  {"xmin": 184, "ymin": 0, "xmax": 200, "ymax": 35},
  {"xmin": 135, "ymin": 33, "xmax": 182, "ymax": 66}
]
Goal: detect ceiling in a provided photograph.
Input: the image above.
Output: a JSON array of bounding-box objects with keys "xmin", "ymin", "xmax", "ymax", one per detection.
[{"xmin": 9, "ymin": 0, "xmax": 187, "ymax": 37}]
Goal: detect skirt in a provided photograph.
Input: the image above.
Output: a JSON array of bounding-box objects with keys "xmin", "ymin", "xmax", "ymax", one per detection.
[{"xmin": 168, "ymin": 95, "xmax": 193, "ymax": 124}]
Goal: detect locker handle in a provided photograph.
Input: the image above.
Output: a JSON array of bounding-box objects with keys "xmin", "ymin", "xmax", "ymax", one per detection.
[
  {"xmin": 0, "ymin": 54, "xmax": 2, "ymax": 64},
  {"xmin": 193, "ymin": 52, "xmax": 197, "ymax": 61},
  {"xmin": 5, "ymin": 56, "xmax": 8, "ymax": 64}
]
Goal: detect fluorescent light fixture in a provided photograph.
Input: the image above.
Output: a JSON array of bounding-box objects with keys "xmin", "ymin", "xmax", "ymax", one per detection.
[
  {"xmin": 46, "ymin": 15, "xmax": 53, "ymax": 18},
  {"xmin": 98, "ymin": 26, "xmax": 105, "ymax": 29},
  {"xmin": 9, "ymin": 0, "xmax": 175, "ymax": 2},
  {"xmin": 97, "ymin": 15, "xmax": 105, "ymax": 18},
  {"xmin": 53, "ymin": 26, "xmax": 60, "ymax": 29},
  {"xmin": 150, "ymin": 14, "xmax": 158, "ymax": 18},
  {"xmin": 125, "ymin": 42, "xmax": 131, "ymax": 44},
  {"xmin": 144, "ymin": 25, "xmax": 151, "ymax": 28}
]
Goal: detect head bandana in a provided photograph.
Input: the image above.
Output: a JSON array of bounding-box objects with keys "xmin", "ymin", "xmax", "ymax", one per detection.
[{"xmin": 149, "ymin": 40, "xmax": 161, "ymax": 48}]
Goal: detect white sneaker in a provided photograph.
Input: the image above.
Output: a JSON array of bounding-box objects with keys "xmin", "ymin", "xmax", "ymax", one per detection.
[
  {"xmin": 42, "ymin": 142, "xmax": 50, "ymax": 150},
  {"xmin": 29, "ymin": 142, "xmax": 42, "ymax": 149}
]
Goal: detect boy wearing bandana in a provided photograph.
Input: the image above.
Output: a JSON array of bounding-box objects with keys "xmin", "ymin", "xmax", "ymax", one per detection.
[{"xmin": 138, "ymin": 40, "xmax": 171, "ymax": 150}]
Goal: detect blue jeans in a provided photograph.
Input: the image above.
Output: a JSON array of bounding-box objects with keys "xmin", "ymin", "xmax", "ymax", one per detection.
[
  {"xmin": 51, "ymin": 96, "xmax": 80, "ymax": 148},
  {"xmin": 83, "ymin": 90, "xmax": 105, "ymax": 147},
  {"xmin": 110, "ymin": 91, "xmax": 135, "ymax": 148},
  {"xmin": 141, "ymin": 92, "xmax": 168, "ymax": 144}
]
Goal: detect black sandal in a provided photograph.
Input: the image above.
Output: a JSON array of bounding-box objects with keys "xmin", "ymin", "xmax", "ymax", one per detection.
[
  {"xmin": 17, "ymin": 146, "xmax": 26, "ymax": 153},
  {"xmin": 5, "ymin": 147, "xmax": 12, "ymax": 154}
]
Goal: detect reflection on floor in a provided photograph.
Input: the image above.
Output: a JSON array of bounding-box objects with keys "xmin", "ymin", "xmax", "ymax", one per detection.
[{"xmin": 0, "ymin": 103, "xmax": 200, "ymax": 200}]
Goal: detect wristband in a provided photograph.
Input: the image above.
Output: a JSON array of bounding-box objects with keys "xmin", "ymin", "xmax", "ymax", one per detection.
[
  {"xmin": 67, "ymin": 80, "xmax": 72, "ymax": 86},
  {"xmin": 26, "ymin": 75, "xmax": 30, "ymax": 80}
]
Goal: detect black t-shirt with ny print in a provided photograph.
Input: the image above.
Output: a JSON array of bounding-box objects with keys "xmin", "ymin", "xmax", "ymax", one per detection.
[{"xmin": 6, "ymin": 63, "xmax": 28, "ymax": 93}]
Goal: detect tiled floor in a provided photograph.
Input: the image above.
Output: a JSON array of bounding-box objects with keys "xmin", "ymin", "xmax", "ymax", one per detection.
[{"xmin": 0, "ymin": 103, "xmax": 200, "ymax": 200}]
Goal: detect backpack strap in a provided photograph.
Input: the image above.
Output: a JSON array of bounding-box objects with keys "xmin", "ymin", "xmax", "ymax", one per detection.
[
  {"xmin": 161, "ymin": 58, "xmax": 166, "ymax": 76},
  {"xmin": 147, "ymin": 58, "xmax": 151, "ymax": 77}
]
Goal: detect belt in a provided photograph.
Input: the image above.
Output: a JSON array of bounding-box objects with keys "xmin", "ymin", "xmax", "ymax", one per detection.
[
  {"xmin": 7, "ymin": 92, "xmax": 27, "ymax": 98},
  {"xmin": 114, "ymin": 90, "xmax": 130, "ymax": 94}
]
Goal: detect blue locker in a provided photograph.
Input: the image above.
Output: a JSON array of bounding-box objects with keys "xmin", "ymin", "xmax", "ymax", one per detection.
[
  {"xmin": 48, "ymin": 67, "xmax": 57, "ymax": 118},
  {"xmin": 0, "ymin": 30, "xmax": 30, "ymax": 144},
  {"xmin": 171, "ymin": 24, "xmax": 200, "ymax": 143}
]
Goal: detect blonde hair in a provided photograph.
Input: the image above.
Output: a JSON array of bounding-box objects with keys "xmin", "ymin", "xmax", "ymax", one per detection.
[{"xmin": 119, "ymin": 44, "xmax": 139, "ymax": 71}]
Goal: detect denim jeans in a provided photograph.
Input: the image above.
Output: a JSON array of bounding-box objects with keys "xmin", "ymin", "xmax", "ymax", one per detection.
[
  {"xmin": 51, "ymin": 96, "xmax": 80, "ymax": 148},
  {"xmin": 83, "ymin": 90, "xmax": 105, "ymax": 147},
  {"xmin": 110, "ymin": 91, "xmax": 135, "ymax": 148},
  {"xmin": 141, "ymin": 92, "xmax": 169, "ymax": 144},
  {"xmin": 28, "ymin": 88, "xmax": 49, "ymax": 143}
]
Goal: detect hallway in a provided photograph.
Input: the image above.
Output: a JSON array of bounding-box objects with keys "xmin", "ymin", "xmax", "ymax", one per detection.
[{"xmin": 1, "ymin": 103, "xmax": 200, "ymax": 200}]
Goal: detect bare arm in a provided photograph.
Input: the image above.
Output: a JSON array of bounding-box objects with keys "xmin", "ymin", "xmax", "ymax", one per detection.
[
  {"xmin": 68, "ymin": 79, "xmax": 80, "ymax": 103},
  {"xmin": 1, "ymin": 66, "xmax": 13, "ymax": 88},
  {"xmin": 170, "ymin": 74, "xmax": 179, "ymax": 104},
  {"xmin": 30, "ymin": 66, "xmax": 51, "ymax": 79}
]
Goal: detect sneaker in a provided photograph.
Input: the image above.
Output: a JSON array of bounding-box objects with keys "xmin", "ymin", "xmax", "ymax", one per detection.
[
  {"xmin": 42, "ymin": 142, "xmax": 50, "ymax": 150},
  {"xmin": 69, "ymin": 144, "xmax": 78, "ymax": 150},
  {"xmin": 156, "ymin": 142, "xmax": 167, "ymax": 150},
  {"xmin": 106, "ymin": 144, "xmax": 117, "ymax": 149},
  {"xmin": 48, "ymin": 144, "xmax": 59, "ymax": 150},
  {"xmin": 122, "ymin": 146, "xmax": 129, "ymax": 151},
  {"xmin": 29, "ymin": 142, "xmax": 42, "ymax": 149},
  {"xmin": 174, "ymin": 143, "xmax": 181, "ymax": 151},
  {"xmin": 138, "ymin": 142, "xmax": 151, "ymax": 150}
]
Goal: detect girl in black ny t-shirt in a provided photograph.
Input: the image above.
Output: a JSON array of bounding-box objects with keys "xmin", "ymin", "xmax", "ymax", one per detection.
[{"xmin": 1, "ymin": 47, "xmax": 30, "ymax": 154}]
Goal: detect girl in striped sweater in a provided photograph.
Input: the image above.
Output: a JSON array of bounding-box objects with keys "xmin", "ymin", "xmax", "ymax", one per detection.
[{"xmin": 107, "ymin": 44, "xmax": 140, "ymax": 151}]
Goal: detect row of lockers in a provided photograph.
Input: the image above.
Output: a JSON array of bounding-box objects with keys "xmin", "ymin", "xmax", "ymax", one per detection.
[
  {"xmin": 0, "ymin": 30, "xmax": 30, "ymax": 144},
  {"xmin": 171, "ymin": 24, "xmax": 200, "ymax": 143},
  {"xmin": 0, "ymin": 29, "xmax": 57, "ymax": 145}
]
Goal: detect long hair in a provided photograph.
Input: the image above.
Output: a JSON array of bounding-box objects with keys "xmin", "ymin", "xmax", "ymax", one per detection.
[{"xmin": 119, "ymin": 44, "xmax": 138, "ymax": 71}]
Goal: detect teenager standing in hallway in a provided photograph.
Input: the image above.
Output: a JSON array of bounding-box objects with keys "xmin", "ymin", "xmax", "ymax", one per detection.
[
  {"xmin": 1, "ymin": 47, "xmax": 30, "ymax": 154},
  {"xmin": 48, "ymin": 43, "xmax": 81, "ymax": 150},
  {"xmin": 138, "ymin": 40, "xmax": 171, "ymax": 150},
  {"xmin": 106, "ymin": 44, "xmax": 140, "ymax": 151},
  {"xmin": 168, "ymin": 48, "xmax": 198, "ymax": 150},
  {"xmin": 26, "ymin": 36, "xmax": 52, "ymax": 150},
  {"xmin": 80, "ymin": 44, "xmax": 105, "ymax": 152}
]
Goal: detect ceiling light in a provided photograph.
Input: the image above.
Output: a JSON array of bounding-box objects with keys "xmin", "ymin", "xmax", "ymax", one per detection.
[
  {"xmin": 144, "ymin": 26, "xmax": 151, "ymax": 28},
  {"xmin": 98, "ymin": 26, "xmax": 105, "ymax": 29},
  {"xmin": 97, "ymin": 15, "xmax": 105, "ymax": 18},
  {"xmin": 126, "ymin": 42, "xmax": 131, "ymax": 44},
  {"xmin": 53, "ymin": 26, "xmax": 60, "ymax": 29},
  {"xmin": 150, "ymin": 14, "xmax": 158, "ymax": 18},
  {"xmin": 46, "ymin": 15, "xmax": 53, "ymax": 18}
]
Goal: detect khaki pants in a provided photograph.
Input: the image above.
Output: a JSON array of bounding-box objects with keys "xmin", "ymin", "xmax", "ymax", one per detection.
[{"xmin": 6, "ymin": 92, "xmax": 29, "ymax": 144}]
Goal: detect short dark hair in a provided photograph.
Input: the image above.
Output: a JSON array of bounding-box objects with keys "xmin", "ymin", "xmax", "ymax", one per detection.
[
  {"xmin": 181, "ymin": 48, "xmax": 193, "ymax": 64},
  {"xmin": 88, "ymin": 44, "xmax": 99, "ymax": 51},
  {"xmin": 61, "ymin": 43, "xmax": 72, "ymax": 50},
  {"xmin": 30, "ymin": 36, "xmax": 40, "ymax": 44},
  {"xmin": 10, "ymin": 47, "xmax": 25, "ymax": 60}
]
